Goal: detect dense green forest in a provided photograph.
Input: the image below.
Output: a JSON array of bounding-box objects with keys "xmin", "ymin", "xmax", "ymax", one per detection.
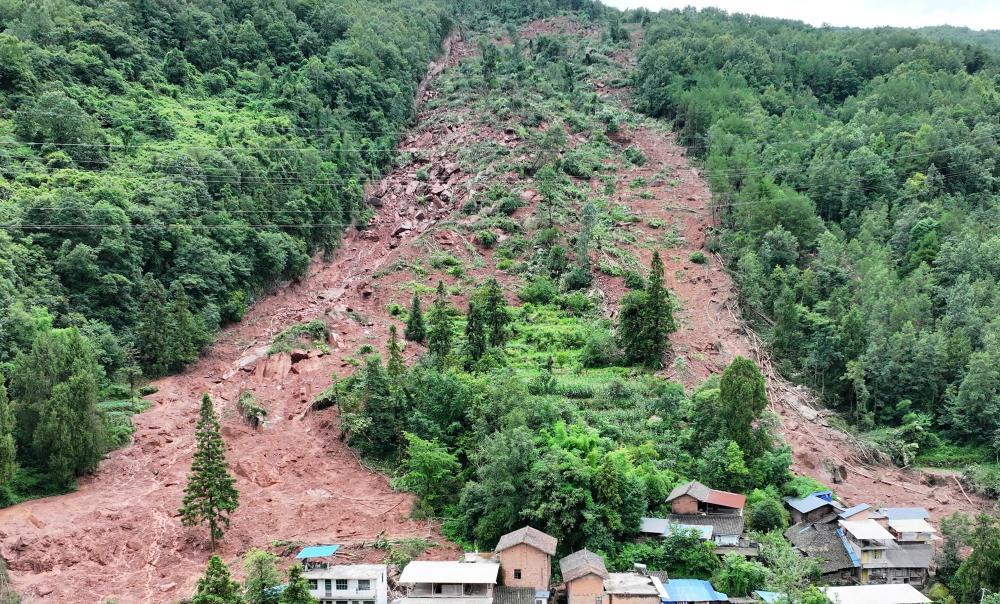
[
  {"xmin": 0, "ymin": 0, "xmax": 450, "ymax": 502},
  {"xmin": 919, "ymin": 26, "xmax": 1000, "ymax": 55},
  {"xmin": 634, "ymin": 8, "xmax": 1000, "ymax": 474}
]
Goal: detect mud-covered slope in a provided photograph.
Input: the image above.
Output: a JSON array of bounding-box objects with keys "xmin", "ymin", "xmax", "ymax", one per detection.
[{"xmin": 1, "ymin": 16, "xmax": 989, "ymax": 604}]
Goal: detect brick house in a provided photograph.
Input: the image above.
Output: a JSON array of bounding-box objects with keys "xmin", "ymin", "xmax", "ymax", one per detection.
[
  {"xmin": 495, "ymin": 527, "xmax": 558, "ymax": 591},
  {"xmin": 559, "ymin": 550, "xmax": 609, "ymax": 604}
]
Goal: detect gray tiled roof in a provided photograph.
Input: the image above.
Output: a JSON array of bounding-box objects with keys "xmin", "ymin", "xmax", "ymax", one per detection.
[
  {"xmin": 666, "ymin": 481, "xmax": 711, "ymax": 503},
  {"xmin": 666, "ymin": 514, "xmax": 744, "ymax": 537},
  {"xmin": 559, "ymin": 550, "xmax": 609, "ymax": 582},
  {"xmin": 785, "ymin": 521, "xmax": 855, "ymax": 574},
  {"xmin": 885, "ymin": 543, "xmax": 933, "ymax": 569},
  {"xmin": 496, "ymin": 526, "xmax": 558, "ymax": 556}
]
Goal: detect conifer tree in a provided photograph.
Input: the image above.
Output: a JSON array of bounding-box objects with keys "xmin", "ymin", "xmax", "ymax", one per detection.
[
  {"xmin": 617, "ymin": 252, "xmax": 676, "ymax": 367},
  {"xmin": 279, "ymin": 564, "xmax": 318, "ymax": 604},
  {"xmin": 355, "ymin": 356, "xmax": 402, "ymax": 457},
  {"xmin": 426, "ymin": 281, "xmax": 454, "ymax": 358},
  {"xmin": 180, "ymin": 394, "xmax": 239, "ymax": 550},
  {"xmin": 169, "ymin": 281, "xmax": 201, "ymax": 369},
  {"xmin": 243, "ymin": 549, "xmax": 282, "ymax": 604},
  {"xmin": 387, "ymin": 325, "xmax": 405, "ymax": 379},
  {"xmin": 135, "ymin": 276, "xmax": 172, "ymax": 375},
  {"xmin": 639, "ymin": 250, "xmax": 674, "ymax": 366},
  {"xmin": 192, "ymin": 554, "xmax": 242, "ymax": 604},
  {"xmin": 0, "ymin": 379, "xmax": 16, "ymax": 489},
  {"xmin": 479, "ymin": 278, "xmax": 510, "ymax": 347},
  {"xmin": 404, "ymin": 292, "xmax": 426, "ymax": 343},
  {"xmin": 464, "ymin": 300, "xmax": 488, "ymax": 363}
]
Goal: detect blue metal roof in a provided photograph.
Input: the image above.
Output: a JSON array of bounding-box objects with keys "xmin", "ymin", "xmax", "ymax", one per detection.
[
  {"xmin": 785, "ymin": 495, "xmax": 831, "ymax": 514},
  {"xmin": 296, "ymin": 544, "xmax": 341, "ymax": 559},
  {"xmin": 878, "ymin": 507, "xmax": 929, "ymax": 520},
  {"xmin": 837, "ymin": 528, "xmax": 861, "ymax": 568},
  {"xmin": 754, "ymin": 591, "xmax": 784, "ymax": 603},
  {"xmin": 838, "ymin": 503, "xmax": 870, "ymax": 519},
  {"xmin": 662, "ymin": 579, "xmax": 728, "ymax": 602}
]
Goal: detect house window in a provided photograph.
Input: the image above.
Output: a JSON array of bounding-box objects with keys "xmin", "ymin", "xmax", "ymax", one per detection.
[
  {"xmin": 364, "ymin": 601, "xmax": 375, "ymax": 604},
  {"xmin": 309, "ymin": 580, "xmax": 319, "ymax": 590},
  {"xmin": 325, "ymin": 580, "xmax": 333, "ymax": 592},
  {"xmin": 358, "ymin": 580, "xmax": 371, "ymax": 591},
  {"xmin": 337, "ymin": 580, "xmax": 349, "ymax": 591},
  {"xmin": 336, "ymin": 600, "xmax": 348, "ymax": 604},
  {"xmin": 513, "ymin": 569, "xmax": 522, "ymax": 580},
  {"xmin": 434, "ymin": 584, "xmax": 444, "ymax": 594}
]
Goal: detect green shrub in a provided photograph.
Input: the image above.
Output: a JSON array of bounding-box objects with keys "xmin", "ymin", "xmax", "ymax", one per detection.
[
  {"xmin": 581, "ymin": 328, "xmax": 618, "ymax": 368},
  {"xmin": 562, "ymin": 266, "xmax": 593, "ymax": 290},
  {"xmin": 429, "ymin": 253, "xmax": 462, "ymax": 269},
  {"xmin": 496, "ymin": 197, "xmax": 524, "ymax": 215},
  {"xmin": 238, "ymin": 391, "xmax": 268, "ymax": 429},
  {"xmin": 963, "ymin": 464, "xmax": 1000, "ymax": 498},
  {"xmin": 475, "ymin": 230, "xmax": 499, "ymax": 248},
  {"xmin": 623, "ymin": 147, "xmax": 647, "ymax": 166},
  {"xmin": 496, "ymin": 237, "xmax": 529, "ymax": 260},
  {"xmin": 519, "ymin": 276, "xmax": 559, "ymax": 304},
  {"xmin": 623, "ymin": 270, "xmax": 645, "ymax": 290},
  {"xmin": 689, "ymin": 251, "xmax": 707, "ymax": 264},
  {"xmin": 558, "ymin": 292, "xmax": 593, "ymax": 314},
  {"xmin": 269, "ymin": 320, "xmax": 329, "ymax": 354}
]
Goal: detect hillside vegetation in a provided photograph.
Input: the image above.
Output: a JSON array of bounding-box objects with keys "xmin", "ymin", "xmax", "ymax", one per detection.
[
  {"xmin": 634, "ymin": 8, "xmax": 1000, "ymax": 477},
  {"xmin": 0, "ymin": 0, "xmax": 449, "ymax": 502}
]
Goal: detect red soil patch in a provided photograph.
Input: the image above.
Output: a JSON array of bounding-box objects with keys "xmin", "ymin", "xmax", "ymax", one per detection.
[{"xmin": 0, "ymin": 19, "xmax": 989, "ymax": 604}]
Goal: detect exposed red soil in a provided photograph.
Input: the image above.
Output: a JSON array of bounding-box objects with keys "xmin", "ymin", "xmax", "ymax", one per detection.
[{"xmin": 0, "ymin": 18, "xmax": 991, "ymax": 604}]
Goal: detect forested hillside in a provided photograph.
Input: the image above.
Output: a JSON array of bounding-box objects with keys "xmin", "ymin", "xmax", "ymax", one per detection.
[
  {"xmin": 634, "ymin": 8, "xmax": 1000, "ymax": 477},
  {"xmin": 0, "ymin": 0, "xmax": 449, "ymax": 502}
]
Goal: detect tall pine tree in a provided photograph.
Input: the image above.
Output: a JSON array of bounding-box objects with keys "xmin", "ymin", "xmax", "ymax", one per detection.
[
  {"xmin": 479, "ymin": 278, "xmax": 510, "ymax": 347},
  {"xmin": 180, "ymin": 394, "xmax": 239, "ymax": 550},
  {"xmin": 639, "ymin": 250, "xmax": 674, "ymax": 367},
  {"xmin": 0, "ymin": 378, "xmax": 15, "ymax": 490},
  {"xmin": 404, "ymin": 292, "xmax": 426, "ymax": 343},
  {"xmin": 169, "ymin": 281, "xmax": 202, "ymax": 369},
  {"xmin": 464, "ymin": 300, "xmax": 488, "ymax": 363},
  {"xmin": 135, "ymin": 276, "xmax": 173, "ymax": 375},
  {"xmin": 387, "ymin": 325, "xmax": 405, "ymax": 379},
  {"xmin": 192, "ymin": 554, "xmax": 242, "ymax": 604},
  {"xmin": 426, "ymin": 281, "xmax": 454, "ymax": 358},
  {"xmin": 617, "ymin": 251, "xmax": 676, "ymax": 367}
]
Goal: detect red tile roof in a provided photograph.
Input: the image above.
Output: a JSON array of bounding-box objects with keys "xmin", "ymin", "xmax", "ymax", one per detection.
[{"xmin": 705, "ymin": 489, "xmax": 746, "ymax": 510}]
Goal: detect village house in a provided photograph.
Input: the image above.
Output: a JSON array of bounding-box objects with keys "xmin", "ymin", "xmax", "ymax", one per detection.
[
  {"xmin": 640, "ymin": 481, "xmax": 747, "ymax": 547},
  {"xmin": 602, "ymin": 567, "xmax": 664, "ymax": 604},
  {"xmin": 840, "ymin": 519, "xmax": 932, "ymax": 587},
  {"xmin": 398, "ymin": 561, "xmax": 500, "ymax": 604},
  {"xmin": 666, "ymin": 481, "xmax": 745, "ymax": 516},
  {"xmin": 495, "ymin": 527, "xmax": 558, "ymax": 593},
  {"xmin": 784, "ymin": 491, "xmax": 845, "ymax": 525},
  {"xmin": 837, "ymin": 504, "xmax": 872, "ymax": 522},
  {"xmin": 822, "ymin": 584, "xmax": 930, "ymax": 604},
  {"xmin": 559, "ymin": 550, "xmax": 610, "ymax": 604},
  {"xmin": 785, "ymin": 520, "xmax": 858, "ymax": 585},
  {"xmin": 294, "ymin": 546, "xmax": 389, "ymax": 604}
]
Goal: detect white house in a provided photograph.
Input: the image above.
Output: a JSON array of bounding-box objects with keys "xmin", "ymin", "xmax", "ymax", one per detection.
[
  {"xmin": 397, "ymin": 561, "xmax": 500, "ymax": 604},
  {"xmin": 824, "ymin": 584, "xmax": 930, "ymax": 604},
  {"xmin": 303, "ymin": 564, "xmax": 389, "ymax": 604}
]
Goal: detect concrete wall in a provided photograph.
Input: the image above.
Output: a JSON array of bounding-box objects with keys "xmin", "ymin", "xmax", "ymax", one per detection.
[
  {"xmin": 498, "ymin": 543, "xmax": 551, "ymax": 589},
  {"xmin": 607, "ymin": 594, "xmax": 660, "ymax": 604},
  {"xmin": 670, "ymin": 495, "xmax": 699, "ymax": 515},
  {"xmin": 567, "ymin": 574, "xmax": 606, "ymax": 604}
]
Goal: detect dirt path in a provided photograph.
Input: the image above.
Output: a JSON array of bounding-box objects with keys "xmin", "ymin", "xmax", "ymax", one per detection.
[{"xmin": 0, "ymin": 17, "xmax": 990, "ymax": 603}]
